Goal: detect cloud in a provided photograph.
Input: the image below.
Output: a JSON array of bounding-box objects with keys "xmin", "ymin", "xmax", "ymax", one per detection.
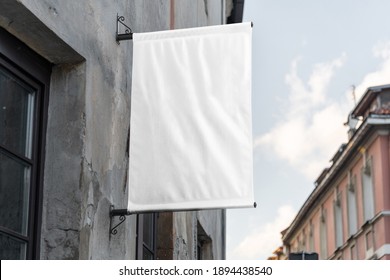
[
  {"xmin": 285, "ymin": 55, "xmax": 345, "ymax": 115},
  {"xmin": 254, "ymin": 40, "xmax": 390, "ymax": 181},
  {"xmin": 254, "ymin": 54, "xmax": 349, "ymax": 179},
  {"xmin": 354, "ymin": 41, "xmax": 390, "ymax": 100},
  {"xmin": 227, "ymin": 205, "xmax": 296, "ymax": 260}
]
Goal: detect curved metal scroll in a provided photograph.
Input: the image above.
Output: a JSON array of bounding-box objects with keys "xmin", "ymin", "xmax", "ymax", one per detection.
[
  {"xmin": 109, "ymin": 205, "xmax": 132, "ymax": 236},
  {"xmin": 116, "ymin": 14, "xmax": 133, "ymax": 42},
  {"xmin": 111, "ymin": 215, "xmax": 126, "ymax": 235}
]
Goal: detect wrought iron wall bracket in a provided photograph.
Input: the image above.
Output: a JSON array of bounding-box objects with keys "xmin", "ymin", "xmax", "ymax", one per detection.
[
  {"xmin": 116, "ymin": 14, "xmax": 133, "ymax": 42},
  {"xmin": 109, "ymin": 205, "xmax": 132, "ymax": 236}
]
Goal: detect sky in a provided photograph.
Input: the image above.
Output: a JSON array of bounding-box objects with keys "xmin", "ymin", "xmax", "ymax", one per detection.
[{"xmin": 226, "ymin": 0, "xmax": 390, "ymax": 260}]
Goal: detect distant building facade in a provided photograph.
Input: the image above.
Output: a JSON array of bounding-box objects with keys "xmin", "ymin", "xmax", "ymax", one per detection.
[
  {"xmin": 267, "ymin": 246, "xmax": 287, "ymax": 260},
  {"xmin": 0, "ymin": 0, "xmax": 243, "ymax": 260},
  {"xmin": 282, "ymin": 85, "xmax": 390, "ymax": 260}
]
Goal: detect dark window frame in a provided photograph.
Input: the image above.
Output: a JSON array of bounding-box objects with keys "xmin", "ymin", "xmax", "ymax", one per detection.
[
  {"xmin": 136, "ymin": 213, "xmax": 157, "ymax": 260},
  {"xmin": 0, "ymin": 27, "xmax": 51, "ymax": 259}
]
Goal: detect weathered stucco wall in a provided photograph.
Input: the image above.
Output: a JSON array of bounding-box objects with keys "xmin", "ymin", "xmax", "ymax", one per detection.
[
  {"xmin": 0, "ymin": 0, "xmax": 227, "ymax": 259},
  {"xmin": 13, "ymin": 0, "xmax": 136, "ymax": 260}
]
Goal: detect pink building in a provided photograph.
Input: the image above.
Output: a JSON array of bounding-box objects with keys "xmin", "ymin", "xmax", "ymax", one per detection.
[{"xmin": 282, "ymin": 85, "xmax": 390, "ymax": 260}]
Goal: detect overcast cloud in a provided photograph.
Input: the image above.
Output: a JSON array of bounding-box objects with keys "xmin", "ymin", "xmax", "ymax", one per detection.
[
  {"xmin": 254, "ymin": 53, "xmax": 350, "ymax": 179},
  {"xmin": 355, "ymin": 41, "xmax": 390, "ymax": 100},
  {"xmin": 228, "ymin": 204, "xmax": 296, "ymax": 259}
]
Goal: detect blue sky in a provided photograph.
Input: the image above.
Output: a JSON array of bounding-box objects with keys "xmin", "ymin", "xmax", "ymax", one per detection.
[{"xmin": 226, "ymin": 0, "xmax": 390, "ymax": 259}]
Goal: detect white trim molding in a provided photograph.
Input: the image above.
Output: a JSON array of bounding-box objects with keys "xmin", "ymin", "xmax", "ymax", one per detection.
[{"xmin": 374, "ymin": 244, "xmax": 390, "ymax": 259}]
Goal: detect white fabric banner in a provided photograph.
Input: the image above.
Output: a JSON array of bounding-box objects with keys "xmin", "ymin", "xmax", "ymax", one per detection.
[{"xmin": 128, "ymin": 23, "xmax": 253, "ymax": 213}]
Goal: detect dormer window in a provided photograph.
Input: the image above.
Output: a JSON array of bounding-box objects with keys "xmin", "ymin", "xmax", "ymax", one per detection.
[{"xmin": 352, "ymin": 85, "xmax": 390, "ymax": 119}]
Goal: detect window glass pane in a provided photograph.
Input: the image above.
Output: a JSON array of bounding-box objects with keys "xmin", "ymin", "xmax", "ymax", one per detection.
[
  {"xmin": 335, "ymin": 205, "xmax": 343, "ymax": 247},
  {"xmin": 350, "ymin": 245, "xmax": 357, "ymax": 260},
  {"xmin": 0, "ymin": 150, "xmax": 31, "ymax": 235},
  {"xmin": 142, "ymin": 247, "xmax": 154, "ymax": 260},
  {"xmin": 362, "ymin": 172, "xmax": 375, "ymax": 221},
  {"xmin": 0, "ymin": 232, "xmax": 27, "ymax": 260},
  {"xmin": 380, "ymin": 91, "xmax": 390, "ymax": 110},
  {"xmin": 366, "ymin": 231, "xmax": 373, "ymax": 250},
  {"xmin": 143, "ymin": 213, "xmax": 154, "ymax": 248},
  {"xmin": 0, "ymin": 66, "xmax": 35, "ymax": 158},
  {"xmin": 320, "ymin": 214, "xmax": 327, "ymax": 259},
  {"xmin": 348, "ymin": 189, "xmax": 358, "ymax": 235}
]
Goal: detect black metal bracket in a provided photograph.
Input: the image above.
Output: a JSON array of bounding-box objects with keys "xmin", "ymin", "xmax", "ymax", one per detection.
[
  {"xmin": 109, "ymin": 205, "xmax": 132, "ymax": 236},
  {"xmin": 116, "ymin": 14, "xmax": 133, "ymax": 42},
  {"xmin": 109, "ymin": 200, "xmax": 256, "ymax": 236}
]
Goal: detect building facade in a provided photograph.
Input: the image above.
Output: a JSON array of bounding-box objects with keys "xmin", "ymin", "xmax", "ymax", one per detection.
[
  {"xmin": 0, "ymin": 0, "xmax": 242, "ymax": 260},
  {"xmin": 282, "ymin": 85, "xmax": 390, "ymax": 260}
]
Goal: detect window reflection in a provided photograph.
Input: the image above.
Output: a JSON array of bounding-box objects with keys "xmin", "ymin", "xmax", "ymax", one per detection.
[{"xmin": 0, "ymin": 67, "xmax": 35, "ymax": 158}]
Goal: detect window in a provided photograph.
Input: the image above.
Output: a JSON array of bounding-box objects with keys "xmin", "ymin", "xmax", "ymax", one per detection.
[
  {"xmin": 197, "ymin": 221, "xmax": 212, "ymax": 260},
  {"xmin": 0, "ymin": 28, "xmax": 51, "ymax": 259},
  {"xmin": 319, "ymin": 207, "xmax": 327, "ymax": 259},
  {"xmin": 308, "ymin": 222, "xmax": 314, "ymax": 252},
  {"xmin": 365, "ymin": 230, "xmax": 374, "ymax": 259},
  {"xmin": 136, "ymin": 213, "xmax": 157, "ymax": 260},
  {"xmin": 334, "ymin": 189, "xmax": 343, "ymax": 248},
  {"xmin": 302, "ymin": 231, "xmax": 306, "ymax": 252},
  {"xmin": 365, "ymin": 230, "xmax": 373, "ymax": 251},
  {"xmin": 379, "ymin": 91, "xmax": 390, "ymax": 112},
  {"xmin": 347, "ymin": 172, "xmax": 358, "ymax": 236},
  {"xmin": 296, "ymin": 236, "xmax": 301, "ymax": 252},
  {"xmin": 350, "ymin": 243, "xmax": 357, "ymax": 260},
  {"xmin": 362, "ymin": 156, "xmax": 375, "ymax": 221}
]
